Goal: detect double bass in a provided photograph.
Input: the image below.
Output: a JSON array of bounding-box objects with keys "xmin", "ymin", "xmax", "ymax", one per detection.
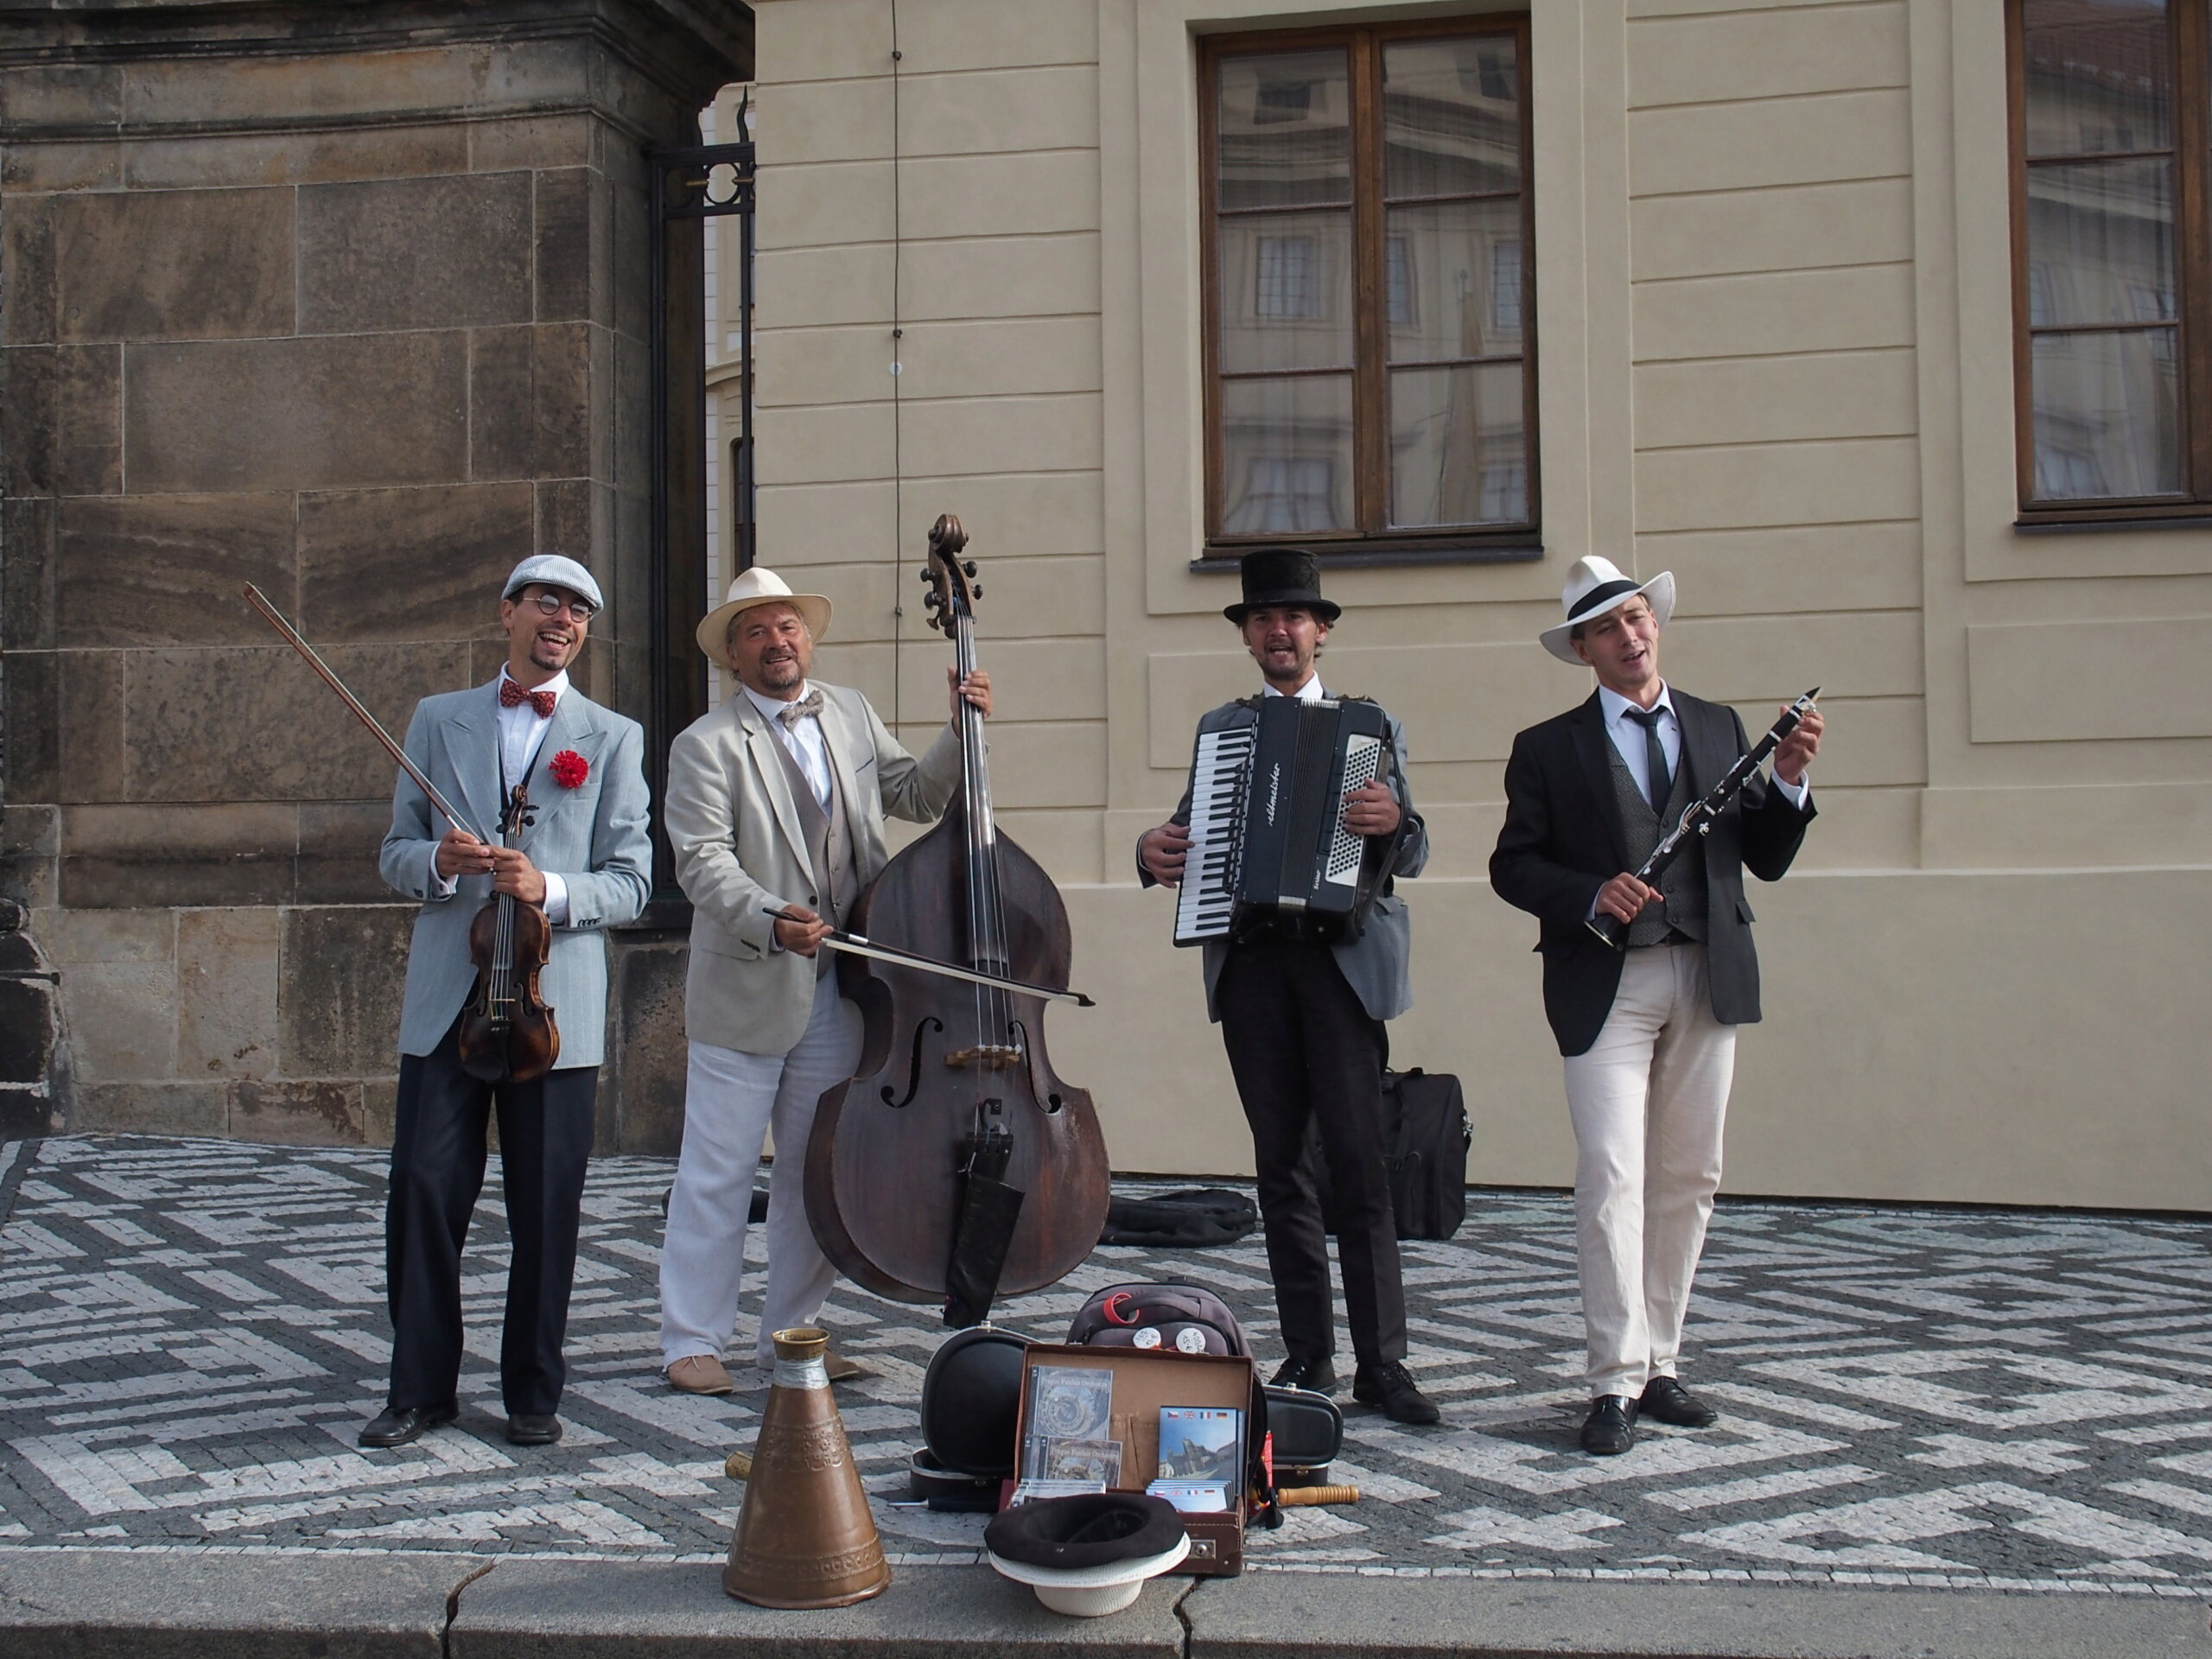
[{"xmin": 804, "ymin": 516, "xmax": 1110, "ymax": 1319}]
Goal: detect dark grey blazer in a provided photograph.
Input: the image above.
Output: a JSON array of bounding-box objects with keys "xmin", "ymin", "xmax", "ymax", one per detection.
[
  {"xmin": 1138, "ymin": 692, "xmax": 1427, "ymax": 1024},
  {"xmin": 1488, "ymin": 689, "xmax": 1815, "ymax": 1058}
]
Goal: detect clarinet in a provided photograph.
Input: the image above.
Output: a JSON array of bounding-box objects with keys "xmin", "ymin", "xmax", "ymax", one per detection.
[{"xmin": 1586, "ymin": 687, "xmax": 1820, "ymax": 950}]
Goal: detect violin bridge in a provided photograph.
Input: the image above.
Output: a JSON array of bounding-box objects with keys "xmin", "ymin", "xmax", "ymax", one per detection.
[{"xmin": 943, "ymin": 1045, "xmax": 1022, "ymax": 1071}]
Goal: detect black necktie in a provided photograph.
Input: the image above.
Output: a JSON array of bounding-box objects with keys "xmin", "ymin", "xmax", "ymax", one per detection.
[{"xmin": 1626, "ymin": 707, "xmax": 1670, "ymax": 808}]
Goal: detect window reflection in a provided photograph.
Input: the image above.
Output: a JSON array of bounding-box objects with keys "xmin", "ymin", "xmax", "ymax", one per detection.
[
  {"xmin": 1209, "ymin": 31, "xmax": 1533, "ymax": 539},
  {"xmin": 2019, "ymin": 0, "xmax": 2183, "ymax": 502}
]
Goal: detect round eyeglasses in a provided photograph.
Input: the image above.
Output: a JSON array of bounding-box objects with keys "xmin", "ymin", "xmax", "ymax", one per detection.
[{"xmin": 526, "ymin": 591, "xmax": 597, "ymax": 621}]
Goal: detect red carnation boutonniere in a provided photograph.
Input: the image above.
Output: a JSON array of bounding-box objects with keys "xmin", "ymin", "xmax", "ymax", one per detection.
[{"xmin": 549, "ymin": 749, "xmax": 589, "ymax": 790}]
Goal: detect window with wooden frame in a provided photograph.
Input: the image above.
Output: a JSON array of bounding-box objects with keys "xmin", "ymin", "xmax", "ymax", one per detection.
[
  {"xmin": 1200, "ymin": 19, "xmax": 1537, "ymax": 565},
  {"xmin": 2010, "ymin": 0, "xmax": 2212, "ymax": 524}
]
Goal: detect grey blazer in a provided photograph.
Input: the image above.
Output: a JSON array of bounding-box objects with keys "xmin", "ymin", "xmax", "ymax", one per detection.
[
  {"xmin": 664, "ymin": 683, "xmax": 963, "ymax": 1057},
  {"xmin": 378, "ymin": 680, "xmax": 652, "ymax": 1069},
  {"xmin": 1138, "ymin": 693, "xmax": 1427, "ymax": 1024}
]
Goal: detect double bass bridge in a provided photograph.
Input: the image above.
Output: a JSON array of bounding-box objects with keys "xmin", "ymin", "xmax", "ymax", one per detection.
[{"xmin": 944, "ymin": 1044, "xmax": 1022, "ymax": 1071}]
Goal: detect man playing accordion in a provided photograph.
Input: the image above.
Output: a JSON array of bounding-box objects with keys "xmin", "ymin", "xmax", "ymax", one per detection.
[{"xmin": 1137, "ymin": 549, "xmax": 1438, "ymax": 1427}]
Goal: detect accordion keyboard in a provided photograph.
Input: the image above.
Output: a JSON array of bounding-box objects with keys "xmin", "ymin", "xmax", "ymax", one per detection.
[{"xmin": 1173, "ymin": 726, "xmax": 1255, "ymax": 944}]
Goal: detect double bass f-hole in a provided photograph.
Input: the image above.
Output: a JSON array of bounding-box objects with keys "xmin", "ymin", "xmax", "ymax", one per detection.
[{"xmin": 882, "ymin": 1015, "xmax": 944, "ymax": 1109}]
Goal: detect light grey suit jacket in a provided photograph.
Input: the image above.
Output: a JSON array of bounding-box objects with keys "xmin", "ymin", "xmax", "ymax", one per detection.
[
  {"xmin": 1138, "ymin": 694, "xmax": 1427, "ymax": 1024},
  {"xmin": 379, "ymin": 680, "xmax": 652, "ymax": 1069},
  {"xmin": 664, "ymin": 683, "xmax": 963, "ymax": 1057}
]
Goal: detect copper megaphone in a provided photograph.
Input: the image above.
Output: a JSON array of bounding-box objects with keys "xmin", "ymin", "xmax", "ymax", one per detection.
[{"xmin": 723, "ymin": 1326, "xmax": 891, "ymax": 1608}]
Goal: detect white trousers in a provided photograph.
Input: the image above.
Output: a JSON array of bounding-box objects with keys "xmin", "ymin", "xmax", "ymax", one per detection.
[
  {"xmin": 1562, "ymin": 943, "xmax": 1736, "ymax": 1400},
  {"xmin": 658, "ymin": 975, "xmax": 863, "ymax": 1370}
]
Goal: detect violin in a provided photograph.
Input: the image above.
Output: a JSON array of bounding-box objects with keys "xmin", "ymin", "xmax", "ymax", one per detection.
[
  {"xmin": 456, "ymin": 784, "xmax": 561, "ymax": 1083},
  {"xmin": 804, "ymin": 515, "xmax": 1109, "ymax": 1316}
]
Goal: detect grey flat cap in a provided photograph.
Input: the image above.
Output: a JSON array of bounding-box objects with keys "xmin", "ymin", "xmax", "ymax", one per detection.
[{"xmin": 503, "ymin": 554, "xmax": 603, "ymax": 611}]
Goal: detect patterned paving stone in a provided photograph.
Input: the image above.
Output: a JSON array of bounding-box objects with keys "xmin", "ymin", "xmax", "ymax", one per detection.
[{"xmin": 3, "ymin": 1135, "xmax": 2211, "ymax": 1603}]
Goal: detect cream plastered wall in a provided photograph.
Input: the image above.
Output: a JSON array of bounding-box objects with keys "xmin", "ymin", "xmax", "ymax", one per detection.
[{"xmin": 741, "ymin": 0, "xmax": 2212, "ymax": 1211}]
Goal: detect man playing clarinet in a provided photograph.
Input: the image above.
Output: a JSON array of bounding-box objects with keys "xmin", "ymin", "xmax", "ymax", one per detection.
[
  {"xmin": 1137, "ymin": 549, "xmax": 1439, "ymax": 1426},
  {"xmin": 364, "ymin": 554, "xmax": 652, "ymax": 1449},
  {"xmin": 1490, "ymin": 556, "xmax": 1821, "ymax": 1456}
]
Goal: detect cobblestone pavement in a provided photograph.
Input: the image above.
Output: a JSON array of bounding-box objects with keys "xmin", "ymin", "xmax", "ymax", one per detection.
[{"xmin": 4, "ymin": 1135, "xmax": 2212, "ymax": 1603}]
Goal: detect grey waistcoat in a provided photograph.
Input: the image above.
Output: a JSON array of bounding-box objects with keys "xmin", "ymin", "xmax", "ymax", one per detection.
[
  {"xmin": 1606, "ymin": 736, "xmax": 1707, "ymax": 949},
  {"xmin": 771, "ymin": 724, "xmax": 862, "ymax": 975}
]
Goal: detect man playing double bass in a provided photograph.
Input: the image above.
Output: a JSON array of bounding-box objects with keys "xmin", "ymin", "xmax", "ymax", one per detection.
[
  {"xmin": 363, "ymin": 554, "xmax": 652, "ymax": 1450},
  {"xmin": 656, "ymin": 567, "xmax": 992, "ymax": 1395},
  {"xmin": 1137, "ymin": 549, "xmax": 1440, "ymax": 1427}
]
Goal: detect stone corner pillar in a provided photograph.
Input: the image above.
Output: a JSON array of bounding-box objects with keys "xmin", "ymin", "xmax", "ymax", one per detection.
[{"xmin": 0, "ymin": 0, "xmax": 751, "ymax": 1150}]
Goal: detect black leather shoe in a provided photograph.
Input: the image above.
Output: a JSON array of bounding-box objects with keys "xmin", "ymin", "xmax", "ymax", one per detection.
[
  {"xmin": 358, "ymin": 1403, "xmax": 457, "ymax": 1448},
  {"xmin": 506, "ymin": 1413, "xmax": 563, "ymax": 1446},
  {"xmin": 1351, "ymin": 1360, "xmax": 1441, "ymax": 1426},
  {"xmin": 1580, "ymin": 1395, "xmax": 1638, "ymax": 1455},
  {"xmin": 1269, "ymin": 1356, "xmax": 1338, "ymax": 1395},
  {"xmin": 1639, "ymin": 1376, "xmax": 1719, "ymax": 1428}
]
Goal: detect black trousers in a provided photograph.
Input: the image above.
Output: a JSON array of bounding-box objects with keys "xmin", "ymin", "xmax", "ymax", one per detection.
[
  {"xmin": 1217, "ymin": 937, "xmax": 1406, "ymax": 1366},
  {"xmin": 385, "ymin": 1017, "xmax": 597, "ymax": 1416}
]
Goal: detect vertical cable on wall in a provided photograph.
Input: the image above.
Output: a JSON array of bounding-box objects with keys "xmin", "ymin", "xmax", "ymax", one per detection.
[{"xmin": 889, "ymin": 0, "xmax": 906, "ymax": 728}]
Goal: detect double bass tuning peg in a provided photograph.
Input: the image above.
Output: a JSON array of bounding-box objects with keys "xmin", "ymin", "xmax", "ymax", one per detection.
[{"xmin": 963, "ymin": 562, "xmax": 977, "ymax": 577}]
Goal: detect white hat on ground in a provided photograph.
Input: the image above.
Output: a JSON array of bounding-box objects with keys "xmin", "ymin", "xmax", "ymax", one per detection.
[
  {"xmin": 1539, "ymin": 556, "xmax": 1675, "ymax": 665},
  {"xmin": 695, "ymin": 567, "xmax": 834, "ymax": 667}
]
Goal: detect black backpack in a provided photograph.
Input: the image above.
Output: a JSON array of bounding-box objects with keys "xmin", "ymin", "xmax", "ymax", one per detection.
[{"xmin": 1307, "ymin": 1068, "xmax": 1471, "ymax": 1242}]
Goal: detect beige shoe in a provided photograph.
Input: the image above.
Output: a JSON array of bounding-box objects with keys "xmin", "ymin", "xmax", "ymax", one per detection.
[{"xmin": 666, "ymin": 1354, "xmax": 735, "ymax": 1395}]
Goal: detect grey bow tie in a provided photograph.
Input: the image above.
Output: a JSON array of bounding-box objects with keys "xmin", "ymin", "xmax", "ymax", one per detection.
[{"xmin": 777, "ymin": 690, "xmax": 824, "ymax": 727}]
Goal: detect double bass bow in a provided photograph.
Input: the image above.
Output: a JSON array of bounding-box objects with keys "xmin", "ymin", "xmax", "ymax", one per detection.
[
  {"xmin": 242, "ymin": 582, "xmax": 559, "ymax": 1082},
  {"xmin": 804, "ymin": 516, "xmax": 1110, "ymax": 1323}
]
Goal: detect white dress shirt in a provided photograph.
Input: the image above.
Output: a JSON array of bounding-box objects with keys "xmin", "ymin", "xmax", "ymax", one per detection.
[
  {"xmin": 1261, "ymin": 674, "xmax": 1327, "ymax": 702},
  {"xmin": 743, "ymin": 680, "xmax": 832, "ymax": 811},
  {"xmin": 429, "ymin": 668, "xmax": 570, "ymax": 923}
]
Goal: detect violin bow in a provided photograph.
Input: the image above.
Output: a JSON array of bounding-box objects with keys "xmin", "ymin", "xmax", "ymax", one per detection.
[
  {"xmin": 760, "ymin": 910, "xmax": 1095, "ymax": 1007},
  {"xmin": 243, "ymin": 583, "xmax": 491, "ymax": 846}
]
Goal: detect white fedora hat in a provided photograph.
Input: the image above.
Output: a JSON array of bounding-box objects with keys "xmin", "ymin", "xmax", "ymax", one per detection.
[
  {"xmin": 1539, "ymin": 556, "xmax": 1675, "ymax": 665},
  {"xmin": 696, "ymin": 567, "xmax": 833, "ymax": 666}
]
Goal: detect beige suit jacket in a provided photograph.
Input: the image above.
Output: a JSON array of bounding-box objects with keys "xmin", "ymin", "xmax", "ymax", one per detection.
[{"xmin": 666, "ymin": 682, "xmax": 964, "ymax": 1056}]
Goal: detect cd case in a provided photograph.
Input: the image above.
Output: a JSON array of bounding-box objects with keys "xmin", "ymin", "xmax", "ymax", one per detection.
[{"xmin": 1154, "ymin": 1406, "xmax": 1242, "ymax": 1482}]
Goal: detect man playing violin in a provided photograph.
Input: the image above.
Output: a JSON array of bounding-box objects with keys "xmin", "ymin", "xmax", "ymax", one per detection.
[
  {"xmin": 363, "ymin": 554, "xmax": 652, "ymax": 1450},
  {"xmin": 657, "ymin": 566, "xmax": 992, "ymax": 1395},
  {"xmin": 1137, "ymin": 549, "xmax": 1440, "ymax": 1427}
]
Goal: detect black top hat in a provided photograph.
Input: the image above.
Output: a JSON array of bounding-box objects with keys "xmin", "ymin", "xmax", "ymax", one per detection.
[
  {"xmin": 1224, "ymin": 548, "xmax": 1340, "ymax": 624},
  {"xmin": 985, "ymin": 1493, "xmax": 1186, "ymax": 1571}
]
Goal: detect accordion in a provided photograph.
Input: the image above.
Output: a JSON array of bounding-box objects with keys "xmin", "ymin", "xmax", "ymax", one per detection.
[{"xmin": 1173, "ymin": 695, "xmax": 1395, "ymax": 947}]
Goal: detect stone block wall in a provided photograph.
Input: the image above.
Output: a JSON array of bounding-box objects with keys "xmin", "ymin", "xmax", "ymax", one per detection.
[{"xmin": 0, "ymin": 0, "xmax": 751, "ymax": 1149}]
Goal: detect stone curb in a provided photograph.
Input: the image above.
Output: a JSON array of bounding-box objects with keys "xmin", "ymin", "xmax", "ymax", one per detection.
[
  {"xmin": 5, "ymin": 1551, "xmax": 2209, "ymax": 1658},
  {"xmin": 0, "ymin": 1548, "xmax": 474, "ymax": 1659}
]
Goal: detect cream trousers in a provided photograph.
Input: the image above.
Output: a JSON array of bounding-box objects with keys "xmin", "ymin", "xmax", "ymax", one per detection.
[
  {"xmin": 1563, "ymin": 943, "xmax": 1736, "ymax": 1400},
  {"xmin": 658, "ymin": 974, "xmax": 862, "ymax": 1370}
]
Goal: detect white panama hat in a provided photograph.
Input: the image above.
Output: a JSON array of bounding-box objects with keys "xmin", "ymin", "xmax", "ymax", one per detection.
[
  {"xmin": 695, "ymin": 567, "xmax": 834, "ymax": 667},
  {"xmin": 1538, "ymin": 556, "xmax": 1675, "ymax": 665}
]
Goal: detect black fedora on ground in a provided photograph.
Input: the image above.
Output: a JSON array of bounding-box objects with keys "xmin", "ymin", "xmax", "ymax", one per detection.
[
  {"xmin": 1223, "ymin": 548, "xmax": 1340, "ymax": 624},
  {"xmin": 984, "ymin": 1492, "xmax": 1185, "ymax": 1571}
]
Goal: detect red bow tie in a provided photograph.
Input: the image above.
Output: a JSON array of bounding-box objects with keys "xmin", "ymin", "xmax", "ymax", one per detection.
[{"xmin": 500, "ymin": 679, "xmax": 557, "ymax": 719}]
